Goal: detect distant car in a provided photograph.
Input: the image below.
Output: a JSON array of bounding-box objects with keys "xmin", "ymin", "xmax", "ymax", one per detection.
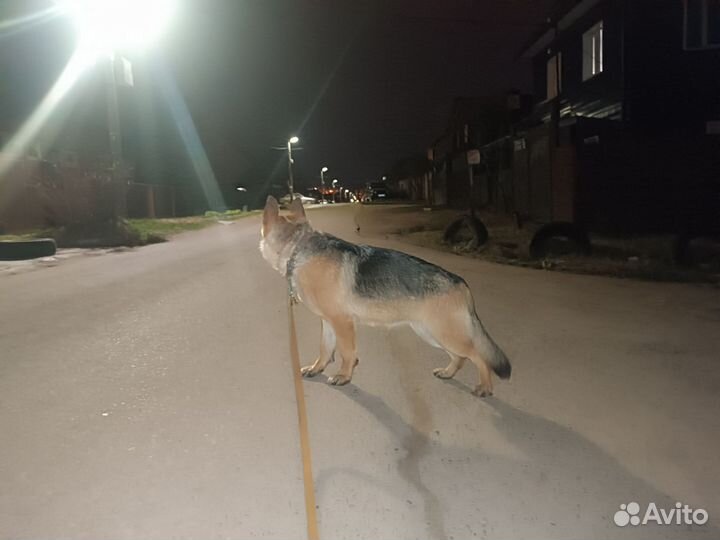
[
  {"xmin": 307, "ymin": 189, "xmax": 332, "ymax": 204},
  {"xmin": 279, "ymin": 193, "xmax": 317, "ymax": 206},
  {"xmin": 362, "ymin": 182, "xmax": 389, "ymax": 202}
]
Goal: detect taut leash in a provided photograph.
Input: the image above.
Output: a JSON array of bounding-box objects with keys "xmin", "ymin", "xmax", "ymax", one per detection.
[{"xmin": 287, "ymin": 294, "xmax": 320, "ymax": 540}]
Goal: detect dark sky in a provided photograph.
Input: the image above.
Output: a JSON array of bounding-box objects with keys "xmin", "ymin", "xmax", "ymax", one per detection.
[
  {"xmin": 158, "ymin": 0, "xmax": 555, "ymax": 192},
  {"xmin": 1, "ymin": 0, "xmax": 556, "ymax": 201}
]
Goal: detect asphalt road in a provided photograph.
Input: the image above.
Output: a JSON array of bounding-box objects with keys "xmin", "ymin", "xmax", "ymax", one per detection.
[{"xmin": 1, "ymin": 204, "xmax": 719, "ymax": 540}]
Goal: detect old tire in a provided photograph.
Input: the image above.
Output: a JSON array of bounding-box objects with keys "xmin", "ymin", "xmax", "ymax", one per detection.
[
  {"xmin": 529, "ymin": 222, "xmax": 591, "ymax": 259},
  {"xmin": 0, "ymin": 238, "xmax": 57, "ymax": 261},
  {"xmin": 443, "ymin": 214, "xmax": 489, "ymax": 250}
]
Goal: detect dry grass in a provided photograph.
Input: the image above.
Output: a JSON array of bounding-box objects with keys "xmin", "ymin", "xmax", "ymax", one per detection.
[{"xmin": 356, "ymin": 204, "xmax": 720, "ymax": 284}]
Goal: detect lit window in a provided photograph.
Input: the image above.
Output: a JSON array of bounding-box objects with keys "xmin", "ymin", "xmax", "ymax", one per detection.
[
  {"xmin": 546, "ymin": 53, "xmax": 562, "ymax": 99},
  {"xmin": 583, "ymin": 21, "xmax": 603, "ymax": 80},
  {"xmin": 684, "ymin": 0, "xmax": 720, "ymax": 50}
]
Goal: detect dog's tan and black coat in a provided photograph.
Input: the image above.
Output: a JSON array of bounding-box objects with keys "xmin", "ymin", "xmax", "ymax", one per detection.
[{"xmin": 260, "ymin": 196, "xmax": 511, "ymax": 396}]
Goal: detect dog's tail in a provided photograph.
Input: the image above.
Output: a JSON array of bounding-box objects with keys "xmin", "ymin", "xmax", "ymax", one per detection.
[{"xmin": 472, "ymin": 314, "xmax": 512, "ymax": 379}]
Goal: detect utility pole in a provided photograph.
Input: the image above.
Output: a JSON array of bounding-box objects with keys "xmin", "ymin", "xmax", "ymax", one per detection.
[
  {"xmin": 553, "ymin": 18, "xmax": 561, "ymax": 147},
  {"xmin": 105, "ymin": 54, "xmax": 126, "ymax": 219},
  {"xmin": 287, "ymin": 136, "xmax": 299, "ymax": 200},
  {"xmin": 320, "ymin": 166, "xmax": 328, "ymax": 204}
]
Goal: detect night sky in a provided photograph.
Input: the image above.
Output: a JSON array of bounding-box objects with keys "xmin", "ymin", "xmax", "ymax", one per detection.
[{"xmin": 1, "ymin": 0, "xmax": 556, "ymax": 204}]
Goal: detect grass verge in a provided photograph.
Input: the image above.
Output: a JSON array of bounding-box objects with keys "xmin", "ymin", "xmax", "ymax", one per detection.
[{"xmin": 0, "ymin": 209, "xmax": 260, "ymax": 248}]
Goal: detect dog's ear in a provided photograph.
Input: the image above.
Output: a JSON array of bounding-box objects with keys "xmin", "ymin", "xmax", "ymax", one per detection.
[
  {"xmin": 263, "ymin": 196, "xmax": 279, "ymax": 233},
  {"xmin": 288, "ymin": 197, "xmax": 307, "ymax": 222}
]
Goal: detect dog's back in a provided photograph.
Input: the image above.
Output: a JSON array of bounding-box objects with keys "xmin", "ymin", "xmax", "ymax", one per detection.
[{"xmin": 292, "ymin": 231, "xmax": 466, "ymax": 298}]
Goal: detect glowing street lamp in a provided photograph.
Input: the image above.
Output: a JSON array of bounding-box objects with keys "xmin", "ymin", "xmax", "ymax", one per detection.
[
  {"xmin": 57, "ymin": 0, "xmax": 177, "ymax": 219},
  {"xmin": 59, "ymin": 0, "xmax": 177, "ymax": 58},
  {"xmin": 320, "ymin": 166, "xmax": 328, "ymax": 204},
  {"xmin": 287, "ymin": 136, "xmax": 300, "ymax": 200}
]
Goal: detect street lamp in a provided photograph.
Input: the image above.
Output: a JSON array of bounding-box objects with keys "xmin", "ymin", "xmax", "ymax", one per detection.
[
  {"xmin": 287, "ymin": 136, "xmax": 299, "ymax": 201},
  {"xmin": 58, "ymin": 0, "xmax": 177, "ymax": 219},
  {"xmin": 60, "ymin": 0, "xmax": 177, "ymax": 57},
  {"xmin": 320, "ymin": 166, "xmax": 328, "ymax": 204}
]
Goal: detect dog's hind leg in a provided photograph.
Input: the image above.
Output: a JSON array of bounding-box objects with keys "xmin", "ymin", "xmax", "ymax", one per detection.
[
  {"xmin": 465, "ymin": 350, "xmax": 494, "ymax": 397},
  {"xmin": 301, "ymin": 319, "xmax": 336, "ymax": 377},
  {"xmin": 423, "ymin": 311, "xmax": 495, "ymax": 397},
  {"xmin": 433, "ymin": 353, "xmax": 466, "ymax": 380},
  {"xmin": 411, "ymin": 322, "xmax": 467, "ymax": 380},
  {"xmin": 327, "ymin": 316, "xmax": 358, "ymax": 386}
]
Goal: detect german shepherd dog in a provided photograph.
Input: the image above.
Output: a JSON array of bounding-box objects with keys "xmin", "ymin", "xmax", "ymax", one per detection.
[{"xmin": 260, "ymin": 196, "xmax": 511, "ymax": 397}]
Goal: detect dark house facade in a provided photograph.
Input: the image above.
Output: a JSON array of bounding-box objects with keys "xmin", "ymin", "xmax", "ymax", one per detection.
[
  {"xmin": 429, "ymin": 94, "xmax": 532, "ymax": 209},
  {"xmin": 511, "ymin": 0, "xmax": 720, "ymax": 234},
  {"xmin": 387, "ymin": 152, "xmax": 433, "ymax": 203}
]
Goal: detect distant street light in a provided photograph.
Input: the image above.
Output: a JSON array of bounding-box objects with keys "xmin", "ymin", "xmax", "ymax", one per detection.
[
  {"xmin": 287, "ymin": 136, "xmax": 299, "ymax": 200},
  {"xmin": 320, "ymin": 166, "xmax": 328, "ymax": 204},
  {"xmin": 236, "ymin": 187, "xmax": 247, "ymax": 192},
  {"xmin": 58, "ymin": 0, "xmax": 177, "ymax": 219}
]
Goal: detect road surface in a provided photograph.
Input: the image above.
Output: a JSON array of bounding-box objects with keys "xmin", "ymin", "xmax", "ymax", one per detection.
[{"xmin": 1, "ymin": 204, "xmax": 718, "ymax": 540}]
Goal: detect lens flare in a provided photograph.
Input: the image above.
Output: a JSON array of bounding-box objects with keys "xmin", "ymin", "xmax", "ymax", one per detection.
[{"xmin": 0, "ymin": 49, "xmax": 93, "ymax": 181}]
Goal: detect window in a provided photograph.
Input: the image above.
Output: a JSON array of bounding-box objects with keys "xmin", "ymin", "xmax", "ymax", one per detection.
[
  {"xmin": 546, "ymin": 53, "xmax": 562, "ymax": 100},
  {"xmin": 684, "ymin": 0, "xmax": 720, "ymax": 50},
  {"xmin": 582, "ymin": 21, "xmax": 603, "ymax": 81}
]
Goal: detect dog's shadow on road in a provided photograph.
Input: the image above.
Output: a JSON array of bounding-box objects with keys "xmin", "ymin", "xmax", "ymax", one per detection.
[
  {"xmin": 306, "ymin": 375, "xmax": 448, "ymax": 539},
  {"xmin": 304, "ymin": 376, "xmax": 716, "ymax": 540}
]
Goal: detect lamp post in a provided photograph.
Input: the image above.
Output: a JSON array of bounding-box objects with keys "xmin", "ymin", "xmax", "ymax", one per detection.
[
  {"xmin": 60, "ymin": 0, "xmax": 177, "ymax": 219},
  {"xmin": 320, "ymin": 166, "xmax": 328, "ymax": 204},
  {"xmin": 287, "ymin": 136, "xmax": 299, "ymax": 201},
  {"xmin": 104, "ymin": 55, "xmax": 125, "ymax": 218},
  {"xmin": 332, "ymin": 178, "xmax": 338, "ymax": 203}
]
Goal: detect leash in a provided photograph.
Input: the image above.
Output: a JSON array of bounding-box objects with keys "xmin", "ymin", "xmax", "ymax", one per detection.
[{"xmin": 287, "ymin": 294, "xmax": 320, "ymax": 540}]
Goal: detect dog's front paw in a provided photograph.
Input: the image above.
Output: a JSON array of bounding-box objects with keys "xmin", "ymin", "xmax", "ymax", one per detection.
[
  {"xmin": 433, "ymin": 367, "xmax": 455, "ymax": 379},
  {"xmin": 301, "ymin": 365, "xmax": 321, "ymax": 377},
  {"xmin": 328, "ymin": 374, "xmax": 352, "ymax": 386},
  {"xmin": 472, "ymin": 385, "xmax": 493, "ymax": 398}
]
